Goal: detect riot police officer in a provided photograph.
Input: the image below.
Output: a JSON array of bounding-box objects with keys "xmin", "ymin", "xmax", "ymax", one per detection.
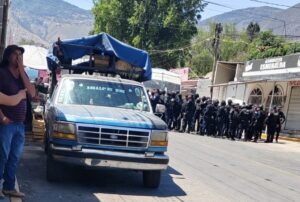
[
  {"xmin": 193, "ymin": 98, "xmax": 202, "ymax": 133},
  {"xmin": 238, "ymin": 105, "xmax": 252, "ymax": 141},
  {"xmin": 229, "ymin": 104, "xmax": 240, "ymax": 140},
  {"xmin": 181, "ymin": 95, "xmax": 196, "ymax": 133},
  {"xmin": 217, "ymin": 100, "xmax": 227, "ymax": 137},
  {"xmin": 175, "ymin": 94, "xmax": 183, "ymax": 131},
  {"xmin": 252, "ymin": 106, "xmax": 266, "ymax": 142},
  {"xmin": 199, "ymin": 96, "xmax": 208, "ymax": 135},
  {"xmin": 265, "ymin": 108, "xmax": 281, "ymax": 143},
  {"xmin": 204, "ymin": 99, "xmax": 217, "ymax": 136},
  {"xmin": 224, "ymin": 99, "xmax": 233, "ymax": 138},
  {"xmin": 275, "ymin": 106, "xmax": 286, "ymax": 143}
]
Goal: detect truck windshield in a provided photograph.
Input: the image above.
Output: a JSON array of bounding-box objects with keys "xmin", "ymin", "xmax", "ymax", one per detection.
[{"xmin": 56, "ymin": 79, "xmax": 150, "ymax": 112}]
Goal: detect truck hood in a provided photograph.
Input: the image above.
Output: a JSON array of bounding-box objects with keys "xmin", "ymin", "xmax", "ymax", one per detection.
[{"xmin": 54, "ymin": 104, "xmax": 167, "ymax": 130}]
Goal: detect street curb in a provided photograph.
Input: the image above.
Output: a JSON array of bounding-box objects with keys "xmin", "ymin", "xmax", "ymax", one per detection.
[{"xmin": 261, "ymin": 133, "xmax": 300, "ymax": 143}]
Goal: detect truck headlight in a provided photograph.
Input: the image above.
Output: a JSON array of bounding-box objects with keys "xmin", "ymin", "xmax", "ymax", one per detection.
[
  {"xmin": 150, "ymin": 131, "xmax": 168, "ymax": 146},
  {"xmin": 53, "ymin": 122, "xmax": 76, "ymax": 140}
]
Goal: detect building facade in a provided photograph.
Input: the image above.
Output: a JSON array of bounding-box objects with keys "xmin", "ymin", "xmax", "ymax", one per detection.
[{"xmin": 211, "ymin": 54, "xmax": 300, "ymax": 132}]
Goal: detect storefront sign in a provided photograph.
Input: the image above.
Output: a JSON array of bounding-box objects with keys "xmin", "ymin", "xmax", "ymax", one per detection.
[
  {"xmin": 245, "ymin": 54, "xmax": 300, "ymax": 72},
  {"xmin": 289, "ymin": 81, "xmax": 300, "ymax": 86},
  {"xmin": 260, "ymin": 58, "xmax": 286, "ymax": 70}
]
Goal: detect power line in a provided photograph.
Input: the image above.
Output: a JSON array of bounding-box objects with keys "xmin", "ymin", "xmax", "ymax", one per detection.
[
  {"xmin": 148, "ymin": 37, "xmax": 211, "ymax": 53},
  {"xmin": 202, "ymin": 0, "xmax": 233, "ymax": 10},
  {"xmin": 250, "ymin": 0, "xmax": 300, "ymax": 9},
  {"xmin": 203, "ymin": 0, "xmax": 287, "ymax": 36}
]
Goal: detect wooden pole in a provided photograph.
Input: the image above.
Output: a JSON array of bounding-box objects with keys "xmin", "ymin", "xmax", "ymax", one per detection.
[
  {"xmin": 0, "ymin": 0, "xmax": 9, "ymax": 60},
  {"xmin": 210, "ymin": 23, "xmax": 222, "ymax": 98}
]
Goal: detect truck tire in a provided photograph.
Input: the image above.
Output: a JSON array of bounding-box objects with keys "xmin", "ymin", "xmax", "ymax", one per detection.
[
  {"xmin": 46, "ymin": 155, "xmax": 63, "ymax": 182},
  {"xmin": 143, "ymin": 170, "xmax": 161, "ymax": 188}
]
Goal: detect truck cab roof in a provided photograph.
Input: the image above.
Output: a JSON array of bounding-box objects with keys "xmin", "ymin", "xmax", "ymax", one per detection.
[{"xmin": 60, "ymin": 74, "xmax": 144, "ymax": 87}]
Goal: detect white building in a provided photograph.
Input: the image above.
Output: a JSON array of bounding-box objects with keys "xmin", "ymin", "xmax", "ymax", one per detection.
[
  {"xmin": 211, "ymin": 54, "xmax": 300, "ymax": 132},
  {"xmin": 143, "ymin": 68, "xmax": 181, "ymax": 92}
]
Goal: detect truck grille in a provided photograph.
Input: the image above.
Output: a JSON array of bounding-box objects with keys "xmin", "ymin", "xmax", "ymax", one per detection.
[{"xmin": 77, "ymin": 125, "xmax": 150, "ymax": 148}]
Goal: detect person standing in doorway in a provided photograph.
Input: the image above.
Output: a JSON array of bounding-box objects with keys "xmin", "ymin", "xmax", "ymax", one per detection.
[{"xmin": 0, "ymin": 45, "xmax": 35, "ymax": 198}]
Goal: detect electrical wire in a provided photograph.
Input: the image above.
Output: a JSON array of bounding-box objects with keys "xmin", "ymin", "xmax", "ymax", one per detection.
[{"xmin": 250, "ymin": 0, "xmax": 300, "ymax": 9}]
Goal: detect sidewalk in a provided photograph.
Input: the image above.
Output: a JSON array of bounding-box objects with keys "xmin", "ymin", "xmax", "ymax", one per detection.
[{"xmin": 261, "ymin": 133, "xmax": 300, "ymax": 143}]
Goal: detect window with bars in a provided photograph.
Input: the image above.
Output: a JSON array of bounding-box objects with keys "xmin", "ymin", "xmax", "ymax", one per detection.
[
  {"xmin": 248, "ymin": 88, "xmax": 263, "ymax": 106},
  {"xmin": 265, "ymin": 85, "xmax": 286, "ymax": 112}
]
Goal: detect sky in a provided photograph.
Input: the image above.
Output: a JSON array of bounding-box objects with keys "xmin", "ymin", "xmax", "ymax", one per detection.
[{"xmin": 64, "ymin": 0, "xmax": 300, "ymax": 19}]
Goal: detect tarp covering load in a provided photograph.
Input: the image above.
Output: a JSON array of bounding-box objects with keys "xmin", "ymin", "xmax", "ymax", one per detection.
[{"xmin": 46, "ymin": 32, "xmax": 152, "ymax": 81}]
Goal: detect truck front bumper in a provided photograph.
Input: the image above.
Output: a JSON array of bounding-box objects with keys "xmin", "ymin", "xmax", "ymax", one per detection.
[{"xmin": 50, "ymin": 144, "xmax": 169, "ymax": 170}]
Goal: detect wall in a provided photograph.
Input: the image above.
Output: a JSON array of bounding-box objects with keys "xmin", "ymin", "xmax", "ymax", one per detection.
[
  {"xmin": 196, "ymin": 79, "xmax": 211, "ymax": 97},
  {"xmin": 214, "ymin": 63, "xmax": 236, "ymax": 84},
  {"xmin": 234, "ymin": 64, "xmax": 245, "ymax": 82},
  {"xmin": 212, "ymin": 86, "xmax": 220, "ymax": 100},
  {"xmin": 245, "ymin": 82, "xmax": 287, "ymax": 108}
]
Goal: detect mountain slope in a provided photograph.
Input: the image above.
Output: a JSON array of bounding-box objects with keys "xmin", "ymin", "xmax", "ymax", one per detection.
[
  {"xmin": 199, "ymin": 6, "xmax": 282, "ymax": 30},
  {"xmin": 7, "ymin": 0, "xmax": 93, "ymax": 47},
  {"xmin": 261, "ymin": 3, "xmax": 300, "ymax": 37}
]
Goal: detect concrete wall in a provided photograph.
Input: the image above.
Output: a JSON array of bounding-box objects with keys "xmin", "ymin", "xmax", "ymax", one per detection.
[
  {"xmin": 213, "ymin": 81, "xmax": 289, "ymax": 107},
  {"xmin": 212, "ymin": 83, "xmax": 245, "ymax": 104},
  {"xmin": 244, "ymin": 82, "xmax": 288, "ymax": 110},
  {"xmin": 214, "ymin": 63, "xmax": 236, "ymax": 84},
  {"xmin": 196, "ymin": 79, "xmax": 211, "ymax": 97},
  {"xmin": 234, "ymin": 64, "xmax": 245, "ymax": 82}
]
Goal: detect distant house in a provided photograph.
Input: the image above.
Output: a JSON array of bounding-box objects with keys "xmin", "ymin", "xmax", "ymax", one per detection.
[{"xmin": 143, "ymin": 68, "xmax": 181, "ymax": 93}]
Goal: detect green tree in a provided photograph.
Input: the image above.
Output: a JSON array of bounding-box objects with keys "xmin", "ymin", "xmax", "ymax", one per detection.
[
  {"xmin": 188, "ymin": 29, "xmax": 213, "ymax": 76},
  {"xmin": 92, "ymin": 0, "xmax": 206, "ymax": 69},
  {"xmin": 246, "ymin": 22, "xmax": 260, "ymax": 42},
  {"xmin": 220, "ymin": 24, "xmax": 248, "ymax": 61},
  {"xmin": 92, "ymin": 0, "xmax": 134, "ymax": 43},
  {"xmin": 248, "ymin": 31, "xmax": 285, "ymax": 59},
  {"xmin": 189, "ymin": 23, "xmax": 249, "ymax": 76}
]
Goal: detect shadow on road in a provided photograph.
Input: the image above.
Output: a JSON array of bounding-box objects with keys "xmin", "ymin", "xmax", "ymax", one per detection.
[
  {"xmin": 60, "ymin": 165, "xmax": 187, "ymax": 198},
  {"xmin": 19, "ymin": 143, "xmax": 186, "ymax": 202}
]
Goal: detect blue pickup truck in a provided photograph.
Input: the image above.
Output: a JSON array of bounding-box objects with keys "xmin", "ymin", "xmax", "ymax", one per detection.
[{"xmin": 45, "ymin": 33, "xmax": 169, "ymax": 188}]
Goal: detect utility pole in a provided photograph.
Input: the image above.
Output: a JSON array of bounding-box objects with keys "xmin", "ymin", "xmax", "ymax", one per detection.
[
  {"xmin": 210, "ymin": 23, "xmax": 223, "ymax": 98},
  {"xmin": 0, "ymin": 0, "xmax": 9, "ymax": 61},
  {"xmin": 283, "ymin": 20, "xmax": 286, "ymax": 39}
]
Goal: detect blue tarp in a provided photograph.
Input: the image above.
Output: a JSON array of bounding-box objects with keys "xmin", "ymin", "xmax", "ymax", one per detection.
[{"xmin": 46, "ymin": 33, "xmax": 152, "ymax": 81}]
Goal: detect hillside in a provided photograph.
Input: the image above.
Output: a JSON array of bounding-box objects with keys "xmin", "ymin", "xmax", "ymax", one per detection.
[
  {"xmin": 198, "ymin": 6, "xmax": 282, "ymax": 30},
  {"xmin": 7, "ymin": 0, "xmax": 93, "ymax": 47},
  {"xmin": 261, "ymin": 3, "xmax": 300, "ymax": 37},
  {"xmin": 199, "ymin": 3, "xmax": 300, "ymax": 38}
]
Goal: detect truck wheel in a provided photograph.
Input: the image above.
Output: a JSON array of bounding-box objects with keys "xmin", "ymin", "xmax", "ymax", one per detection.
[
  {"xmin": 143, "ymin": 170, "xmax": 161, "ymax": 188},
  {"xmin": 46, "ymin": 155, "xmax": 63, "ymax": 182}
]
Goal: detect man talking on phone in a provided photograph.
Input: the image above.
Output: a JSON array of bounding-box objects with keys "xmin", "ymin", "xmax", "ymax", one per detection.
[{"xmin": 0, "ymin": 45, "xmax": 35, "ymax": 198}]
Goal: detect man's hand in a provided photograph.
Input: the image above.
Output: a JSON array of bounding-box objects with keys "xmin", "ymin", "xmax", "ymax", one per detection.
[
  {"xmin": 17, "ymin": 55, "xmax": 25, "ymax": 72},
  {"xmin": 16, "ymin": 89, "xmax": 27, "ymax": 101},
  {"xmin": 0, "ymin": 116, "xmax": 12, "ymax": 125},
  {"xmin": 17, "ymin": 54, "xmax": 36, "ymax": 98}
]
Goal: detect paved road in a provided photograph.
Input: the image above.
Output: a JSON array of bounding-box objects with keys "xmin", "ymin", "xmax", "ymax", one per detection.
[{"xmin": 17, "ymin": 132, "xmax": 300, "ymax": 202}]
